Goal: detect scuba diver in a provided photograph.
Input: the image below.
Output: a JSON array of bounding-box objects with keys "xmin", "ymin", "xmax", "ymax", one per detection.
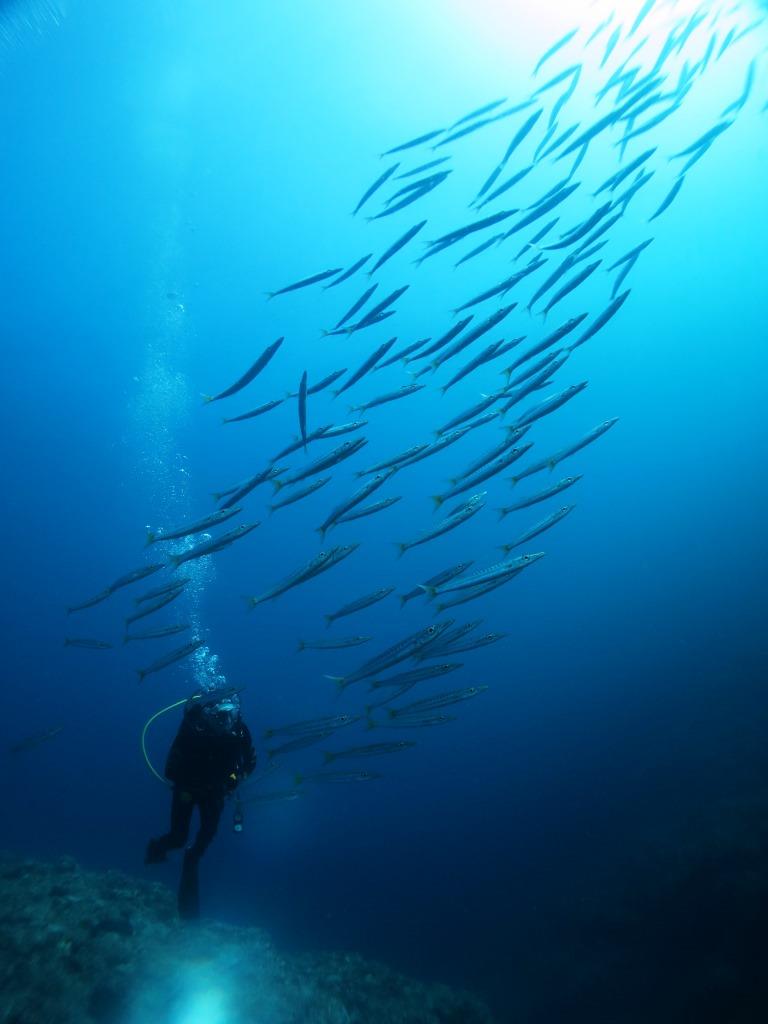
[{"xmin": 144, "ymin": 690, "xmax": 256, "ymax": 919}]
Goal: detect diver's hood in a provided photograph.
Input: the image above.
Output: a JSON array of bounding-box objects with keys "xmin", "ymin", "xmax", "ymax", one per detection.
[{"xmin": 198, "ymin": 695, "xmax": 239, "ymax": 735}]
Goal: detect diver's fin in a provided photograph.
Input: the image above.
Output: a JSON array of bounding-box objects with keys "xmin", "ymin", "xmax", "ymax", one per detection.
[{"xmin": 178, "ymin": 850, "xmax": 200, "ymax": 920}]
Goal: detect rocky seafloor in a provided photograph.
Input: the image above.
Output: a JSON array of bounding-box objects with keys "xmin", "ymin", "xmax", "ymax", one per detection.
[{"xmin": 0, "ymin": 855, "xmax": 495, "ymax": 1024}]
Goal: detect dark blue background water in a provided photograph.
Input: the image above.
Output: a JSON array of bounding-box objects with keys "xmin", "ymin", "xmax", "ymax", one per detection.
[{"xmin": 2, "ymin": 1, "xmax": 767, "ymax": 1020}]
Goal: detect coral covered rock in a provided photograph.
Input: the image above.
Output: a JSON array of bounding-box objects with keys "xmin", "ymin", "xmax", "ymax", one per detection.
[{"xmin": 0, "ymin": 854, "xmax": 495, "ymax": 1024}]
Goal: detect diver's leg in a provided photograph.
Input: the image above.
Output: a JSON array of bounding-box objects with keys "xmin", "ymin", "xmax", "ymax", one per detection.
[
  {"xmin": 145, "ymin": 787, "xmax": 194, "ymax": 864},
  {"xmin": 190, "ymin": 792, "xmax": 225, "ymax": 858},
  {"xmin": 177, "ymin": 793, "xmax": 224, "ymax": 919},
  {"xmin": 167, "ymin": 787, "xmax": 195, "ymax": 848}
]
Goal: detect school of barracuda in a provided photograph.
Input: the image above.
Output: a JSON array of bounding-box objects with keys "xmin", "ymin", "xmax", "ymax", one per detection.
[{"xmin": 63, "ymin": 0, "xmax": 766, "ymax": 798}]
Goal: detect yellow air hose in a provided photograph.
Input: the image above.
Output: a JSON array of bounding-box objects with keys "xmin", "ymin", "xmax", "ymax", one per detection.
[{"xmin": 140, "ymin": 694, "xmax": 202, "ymax": 786}]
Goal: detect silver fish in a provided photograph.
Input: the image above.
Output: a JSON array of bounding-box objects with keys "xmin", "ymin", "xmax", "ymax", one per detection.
[
  {"xmin": 395, "ymin": 157, "xmax": 451, "ymax": 179},
  {"xmin": 499, "ymin": 110, "xmax": 543, "ymax": 165},
  {"xmin": 267, "ymin": 269, "xmax": 342, "ymax": 299},
  {"xmin": 421, "ymin": 553, "xmax": 545, "ymax": 597},
  {"xmin": 399, "ymin": 562, "xmax": 474, "ymax": 608},
  {"xmin": 9, "ymin": 727, "xmax": 63, "ymax": 755},
  {"xmin": 567, "ymin": 292, "xmax": 630, "ymax": 352},
  {"xmin": 369, "ymin": 662, "xmax": 462, "ymax": 691},
  {"xmin": 125, "ymin": 584, "xmax": 186, "ymax": 626},
  {"xmin": 497, "ymin": 475, "xmax": 582, "ymax": 518},
  {"xmin": 450, "ymin": 97, "xmax": 508, "ymax": 129},
  {"xmin": 349, "ymin": 383, "xmax": 425, "ymax": 414},
  {"xmin": 649, "ymin": 177, "xmax": 685, "ymax": 221},
  {"xmin": 297, "ymin": 636, "xmax": 371, "ymax": 652},
  {"xmin": 388, "ymin": 685, "xmax": 488, "ymax": 716},
  {"xmin": 439, "ymin": 339, "xmax": 522, "ymax": 394},
  {"xmin": 369, "ymin": 221, "xmax": 427, "ymax": 276},
  {"xmin": 510, "ymin": 382, "xmax": 587, "ymax": 430},
  {"xmin": 124, "ymin": 623, "xmax": 191, "ymax": 644},
  {"xmin": 298, "ymin": 370, "xmax": 308, "ymax": 451},
  {"xmin": 454, "ymin": 233, "xmax": 504, "ymax": 267},
  {"xmin": 145, "ymin": 509, "xmax": 241, "ymax": 547},
  {"xmin": 355, "ymin": 445, "xmax": 429, "ymax": 477},
  {"xmin": 432, "ymin": 448, "xmax": 531, "ymax": 508},
  {"xmin": 593, "ymin": 148, "xmax": 657, "ymax": 195},
  {"xmin": 541, "ymin": 261, "xmax": 601, "ymax": 319},
  {"xmin": 330, "ymin": 283, "xmax": 378, "ymax": 331},
  {"xmin": 397, "ymin": 493, "xmax": 486, "ymax": 555},
  {"xmin": 64, "ymin": 637, "xmax": 113, "ymax": 650},
  {"xmin": 322, "ymin": 741, "xmax": 415, "ymax": 764},
  {"xmin": 352, "ymin": 164, "xmax": 400, "ymax": 215},
  {"xmin": 317, "ymin": 470, "xmax": 396, "ymax": 538},
  {"xmin": 502, "ymin": 183, "xmax": 580, "ymax": 238},
  {"xmin": 450, "ymin": 428, "xmax": 530, "ymax": 483},
  {"xmin": 222, "ymin": 399, "xmax": 284, "ymax": 425},
  {"xmin": 376, "ymin": 338, "xmax": 432, "ymax": 368},
  {"xmin": 433, "ymin": 105, "xmax": 525, "ymax": 149},
  {"xmin": 426, "ymin": 630, "xmax": 509, "ymax": 656},
  {"xmin": 324, "ymin": 587, "xmax": 395, "ymax": 627},
  {"xmin": 266, "ymin": 730, "xmax": 336, "ymax": 758},
  {"xmin": 203, "ymin": 337, "xmax": 283, "ymax": 402},
  {"xmin": 433, "ymin": 393, "xmax": 505, "ymax": 435},
  {"xmin": 406, "ymin": 317, "xmax": 473, "ymax": 364},
  {"xmin": 323, "ymin": 254, "xmax": 372, "ymax": 288},
  {"xmin": 269, "ymin": 477, "xmax": 331, "ymax": 514},
  {"xmin": 295, "ymin": 770, "xmax": 381, "ymax": 784},
  {"xmin": 510, "ymin": 419, "xmax": 619, "ymax": 484},
  {"xmin": 670, "ymin": 121, "xmax": 732, "ymax": 160},
  {"xmin": 349, "ymin": 288, "xmax": 409, "ymax": 332},
  {"xmin": 137, "ymin": 639, "xmax": 204, "ymax": 682},
  {"xmin": 381, "ymin": 129, "xmax": 445, "ymax": 156},
  {"xmin": 334, "ymin": 341, "xmax": 398, "ymax": 397},
  {"xmin": 534, "ymin": 29, "xmax": 578, "ymax": 76},
  {"xmin": 397, "ymin": 426, "xmax": 474, "ymax": 465},
  {"xmin": 373, "ymin": 713, "xmax": 456, "ymax": 729},
  {"xmin": 167, "ymin": 523, "xmax": 259, "ymax": 569},
  {"xmin": 272, "ymin": 439, "xmax": 367, "ymax": 492},
  {"xmin": 218, "ymin": 465, "xmax": 285, "ymax": 509},
  {"xmin": 134, "ymin": 578, "xmax": 191, "ymax": 604},
  {"xmin": 335, "ymin": 496, "xmax": 402, "ymax": 525},
  {"xmin": 431, "ymin": 305, "xmax": 517, "ymax": 372},
  {"xmin": 500, "ymin": 505, "xmax": 575, "ymax": 553},
  {"xmin": 324, "ymin": 620, "xmax": 456, "ymax": 690},
  {"xmin": 246, "ymin": 545, "xmax": 359, "ymax": 608},
  {"xmin": 452, "ymin": 260, "xmax": 544, "ymax": 314},
  {"xmin": 422, "ymin": 209, "xmax": 519, "ymax": 260}
]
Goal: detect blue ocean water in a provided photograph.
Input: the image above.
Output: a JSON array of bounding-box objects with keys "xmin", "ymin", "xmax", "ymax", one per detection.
[{"xmin": 2, "ymin": 0, "xmax": 768, "ymax": 1019}]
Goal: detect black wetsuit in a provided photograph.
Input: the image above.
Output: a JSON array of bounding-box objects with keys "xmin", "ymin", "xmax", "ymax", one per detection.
[{"xmin": 145, "ymin": 703, "xmax": 256, "ymax": 918}]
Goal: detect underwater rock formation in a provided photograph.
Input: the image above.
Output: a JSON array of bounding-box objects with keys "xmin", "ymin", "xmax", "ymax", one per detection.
[{"xmin": 0, "ymin": 854, "xmax": 495, "ymax": 1024}]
